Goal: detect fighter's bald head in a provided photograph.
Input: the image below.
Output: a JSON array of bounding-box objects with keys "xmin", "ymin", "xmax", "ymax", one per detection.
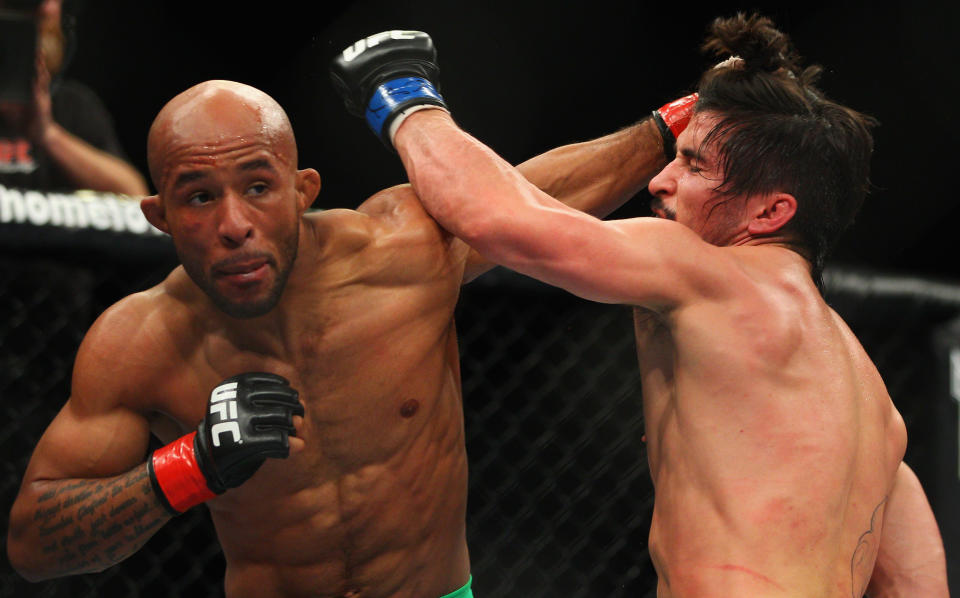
[{"xmin": 147, "ymin": 80, "xmax": 298, "ymax": 191}]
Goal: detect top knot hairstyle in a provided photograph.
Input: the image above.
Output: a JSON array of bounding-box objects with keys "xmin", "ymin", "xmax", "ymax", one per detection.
[{"xmin": 694, "ymin": 13, "xmax": 877, "ymax": 284}]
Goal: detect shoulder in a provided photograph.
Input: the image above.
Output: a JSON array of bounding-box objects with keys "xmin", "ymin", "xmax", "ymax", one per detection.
[
  {"xmin": 306, "ymin": 184, "xmax": 464, "ymax": 260},
  {"xmin": 596, "ymin": 217, "xmax": 751, "ymax": 308},
  {"xmin": 671, "ymin": 245, "xmax": 821, "ymax": 355},
  {"xmin": 72, "ymin": 269, "xmax": 199, "ymax": 410},
  {"xmin": 302, "ymin": 185, "xmax": 469, "ymax": 285},
  {"xmin": 355, "ymin": 183, "xmax": 442, "ymax": 237}
]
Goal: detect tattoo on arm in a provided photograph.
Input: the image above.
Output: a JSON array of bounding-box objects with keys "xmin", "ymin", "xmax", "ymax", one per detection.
[
  {"xmin": 30, "ymin": 465, "xmax": 169, "ymax": 575},
  {"xmin": 850, "ymin": 497, "xmax": 887, "ymax": 598}
]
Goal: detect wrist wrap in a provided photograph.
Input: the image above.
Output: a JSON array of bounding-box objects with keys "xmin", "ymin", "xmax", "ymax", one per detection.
[
  {"xmin": 148, "ymin": 431, "xmax": 217, "ymax": 515},
  {"xmin": 366, "ymin": 76, "xmax": 447, "ymax": 145},
  {"xmin": 652, "ymin": 92, "xmax": 699, "ymax": 160}
]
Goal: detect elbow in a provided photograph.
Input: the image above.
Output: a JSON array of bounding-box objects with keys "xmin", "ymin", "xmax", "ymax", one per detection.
[
  {"xmin": 455, "ymin": 210, "xmax": 499, "ymax": 247},
  {"xmin": 6, "ymin": 507, "xmax": 68, "ymax": 582},
  {"xmin": 7, "ymin": 530, "xmax": 49, "ymax": 582},
  {"xmin": 455, "ymin": 211, "xmax": 521, "ymax": 263}
]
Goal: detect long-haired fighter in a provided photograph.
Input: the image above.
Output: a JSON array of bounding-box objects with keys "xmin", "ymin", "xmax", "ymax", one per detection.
[{"xmin": 334, "ymin": 15, "xmax": 949, "ymax": 598}]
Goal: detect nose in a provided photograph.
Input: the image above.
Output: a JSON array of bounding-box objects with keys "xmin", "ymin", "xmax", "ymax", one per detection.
[
  {"xmin": 217, "ymin": 193, "xmax": 254, "ymax": 248},
  {"xmin": 648, "ymin": 160, "xmax": 678, "ymax": 200}
]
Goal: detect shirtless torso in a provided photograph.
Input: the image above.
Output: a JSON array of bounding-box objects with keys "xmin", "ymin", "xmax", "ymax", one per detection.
[
  {"xmin": 8, "ymin": 79, "xmax": 660, "ymax": 598},
  {"xmin": 147, "ymin": 190, "xmax": 472, "ymax": 597},
  {"xmin": 635, "ymin": 248, "xmax": 906, "ymax": 597},
  {"xmin": 390, "ymin": 104, "xmax": 914, "ymax": 598},
  {"xmin": 16, "ymin": 186, "xmax": 474, "ymax": 598}
]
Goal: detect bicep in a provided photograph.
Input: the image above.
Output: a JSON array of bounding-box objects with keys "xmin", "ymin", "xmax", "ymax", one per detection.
[
  {"xmin": 21, "ymin": 316, "xmax": 156, "ymax": 485},
  {"xmin": 22, "ymin": 395, "xmax": 152, "ymax": 485}
]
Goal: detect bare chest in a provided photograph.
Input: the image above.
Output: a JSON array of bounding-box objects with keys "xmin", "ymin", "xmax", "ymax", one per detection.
[{"xmin": 149, "ymin": 288, "xmax": 463, "ymax": 467}]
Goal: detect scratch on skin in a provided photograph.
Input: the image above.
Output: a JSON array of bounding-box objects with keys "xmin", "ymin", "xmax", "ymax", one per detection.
[
  {"xmin": 850, "ymin": 498, "xmax": 886, "ymax": 598},
  {"xmin": 713, "ymin": 564, "xmax": 787, "ymax": 592}
]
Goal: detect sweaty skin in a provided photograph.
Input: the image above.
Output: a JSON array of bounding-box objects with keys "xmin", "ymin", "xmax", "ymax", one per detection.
[
  {"xmin": 7, "ymin": 81, "xmax": 664, "ymax": 598},
  {"xmin": 392, "ymin": 108, "xmax": 909, "ymax": 598}
]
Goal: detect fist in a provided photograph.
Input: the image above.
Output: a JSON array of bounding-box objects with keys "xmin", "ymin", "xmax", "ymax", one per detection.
[
  {"xmin": 194, "ymin": 372, "xmax": 304, "ymax": 493},
  {"xmin": 331, "ymin": 30, "xmax": 447, "ymax": 145}
]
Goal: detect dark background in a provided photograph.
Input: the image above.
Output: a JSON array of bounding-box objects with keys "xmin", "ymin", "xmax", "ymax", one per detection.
[
  {"xmin": 2, "ymin": 3, "xmax": 958, "ymax": 597},
  {"xmin": 63, "ymin": 0, "xmax": 958, "ymax": 282}
]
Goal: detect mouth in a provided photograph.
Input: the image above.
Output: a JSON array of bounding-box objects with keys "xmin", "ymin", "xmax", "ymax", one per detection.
[
  {"xmin": 213, "ymin": 254, "xmax": 274, "ymax": 286},
  {"xmin": 649, "ymin": 199, "xmax": 675, "ymax": 221}
]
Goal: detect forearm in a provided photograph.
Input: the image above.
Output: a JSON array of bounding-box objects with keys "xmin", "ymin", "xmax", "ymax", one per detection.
[
  {"xmin": 515, "ymin": 118, "xmax": 666, "ymax": 218},
  {"xmin": 457, "ymin": 117, "xmax": 664, "ymax": 281},
  {"xmin": 8, "ymin": 463, "xmax": 170, "ymax": 581},
  {"xmin": 866, "ymin": 462, "xmax": 948, "ymax": 598},
  {"xmin": 396, "ymin": 109, "xmax": 559, "ymax": 259},
  {"xmin": 40, "ymin": 123, "xmax": 149, "ymax": 196}
]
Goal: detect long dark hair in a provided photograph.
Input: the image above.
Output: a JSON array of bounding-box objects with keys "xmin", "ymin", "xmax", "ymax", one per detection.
[{"xmin": 695, "ymin": 13, "xmax": 877, "ymax": 284}]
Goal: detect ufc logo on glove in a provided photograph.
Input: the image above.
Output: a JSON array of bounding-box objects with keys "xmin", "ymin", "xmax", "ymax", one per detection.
[
  {"xmin": 209, "ymin": 382, "xmax": 242, "ymax": 447},
  {"xmin": 340, "ymin": 31, "xmax": 418, "ymax": 62}
]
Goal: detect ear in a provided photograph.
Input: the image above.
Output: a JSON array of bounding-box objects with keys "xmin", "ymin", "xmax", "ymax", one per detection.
[
  {"xmin": 295, "ymin": 168, "xmax": 321, "ymax": 213},
  {"xmin": 747, "ymin": 192, "xmax": 796, "ymax": 236},
  {"xmin": 140, "ymin": 195, "xmax": 170, "ymax": 234}
]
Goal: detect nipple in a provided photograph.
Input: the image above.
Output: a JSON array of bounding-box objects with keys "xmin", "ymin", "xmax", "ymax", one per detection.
[{"xmin": 400, "ymin": 399, "xmax": 420, "ymax": 418}]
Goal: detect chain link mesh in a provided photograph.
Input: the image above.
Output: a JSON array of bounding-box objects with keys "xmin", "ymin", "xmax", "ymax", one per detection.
[{"xmin": 1, "ymin": 253, "xmax": 956, "ymax": 598}]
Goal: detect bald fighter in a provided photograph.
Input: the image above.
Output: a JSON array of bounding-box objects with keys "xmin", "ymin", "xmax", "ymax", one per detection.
[
  {"xmin": 7, "ymin": 77, "xmax": 682, "ymax": 597},
  {"xmin": 333, "ymin": 17, "xmax": 950, "ymax": 598}
]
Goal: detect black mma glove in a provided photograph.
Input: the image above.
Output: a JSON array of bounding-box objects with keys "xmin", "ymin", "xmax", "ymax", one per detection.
[
  {"xmin": 148, "ymin": 372, "xmax": 303, "ymax": 515},
  {"xmin": 331, "ymin": 30, "xmax": 448, "ymax": 147}
]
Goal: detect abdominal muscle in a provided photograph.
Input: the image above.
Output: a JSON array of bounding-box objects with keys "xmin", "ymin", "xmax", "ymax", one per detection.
[
  {"xmin": 195, "ymin": 361, "xmax": 472, "ymax": 598},
  {"xmin": 209, "ymin": 418, "xmax": 470, "ymax": 598}
]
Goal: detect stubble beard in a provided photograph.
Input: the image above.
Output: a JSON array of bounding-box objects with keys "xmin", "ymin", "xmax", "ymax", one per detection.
[{"xmin": 176, "ymin": 230, "xmax": 300, "ymax": 320}]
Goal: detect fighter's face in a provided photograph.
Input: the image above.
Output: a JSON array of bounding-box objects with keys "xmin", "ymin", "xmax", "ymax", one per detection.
[
  {"xmin": 156, "ymin": 141, "xmax": 302, "ymax": 319},
  {"xmin": 647, "ymin": 111, "xmax": 744, "ymax": 246}
]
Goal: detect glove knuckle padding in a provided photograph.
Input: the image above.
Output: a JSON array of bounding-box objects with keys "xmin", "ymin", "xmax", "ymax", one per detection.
[
  {"xmin": 149, "ymin": 371, "xmax": 304, "ymax": 513},
  {"xmin": 331, "ymin": 30, "xmax": 438, "ymax": 112},
  {"xmin": 331, "ymin": 30, "xmax": 447, "ymax": 145},
  {"xmin": 198, "ymin": 372, "xmax": 302, "ymax": 490}
]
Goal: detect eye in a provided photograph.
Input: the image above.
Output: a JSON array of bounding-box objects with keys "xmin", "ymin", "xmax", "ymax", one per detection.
[
  {"xmin": 247, "ymin": 182, "xmax": 269, "ymax": 196},
  {"xmin": 187, "ymin": 191, "xmax": 213, "ymax": 206}
]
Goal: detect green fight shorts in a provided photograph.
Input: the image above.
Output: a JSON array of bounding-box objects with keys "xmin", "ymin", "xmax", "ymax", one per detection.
[{"xmin": 440, "ymin": 576, "xmax": 473, "ymax": 598}]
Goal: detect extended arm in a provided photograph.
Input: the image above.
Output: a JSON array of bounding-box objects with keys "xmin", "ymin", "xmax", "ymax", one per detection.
[
  {"xmin": 331, "ymin": 31, "xmax": 714, "ymax": 306},
  {"xmin": 514, "ymin": 118, "xmax": 665, "ymax": 219},
  {"xmin": 866, "ymin": 462, "xmax": 949, "ymax": 598},
  {"xmin": 459, "ymin": 118, "xmax": 667, "ymax": 282}
]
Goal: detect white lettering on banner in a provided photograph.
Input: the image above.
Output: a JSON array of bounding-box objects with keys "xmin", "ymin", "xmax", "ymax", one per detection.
[
  {"xmin": 87, "ymin": 200, "xmax": 109, "ymax": 230},
  {"xmin": 25, "ymin": 191, "xmax": 50, "ymax": 225},
  {"xmin": 0, "ymin": 184, "xmax": 165, "ymax": 236},
  {"xmin": 0, "ymin": 187, "xmax": 26, "ymax": 222},
  {"xmin": 341, "ymin": 30, "xmax": 417, "ymax": 61},
  {"xmin": 48, "ymin": 193, "xmax": 87, "ymax": 228},
  {"xmin": 210, "ymin": 382, "xmax": 242, "ymax": 447},
  {"xmin": 123, "ymin": 201, "xmax": 149, "ymax": 234}
]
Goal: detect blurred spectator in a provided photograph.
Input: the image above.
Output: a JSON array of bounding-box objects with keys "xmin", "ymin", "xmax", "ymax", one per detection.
[{"xmin": 0, "ymin": 0, "xmax": 148, "ymax": 195}]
